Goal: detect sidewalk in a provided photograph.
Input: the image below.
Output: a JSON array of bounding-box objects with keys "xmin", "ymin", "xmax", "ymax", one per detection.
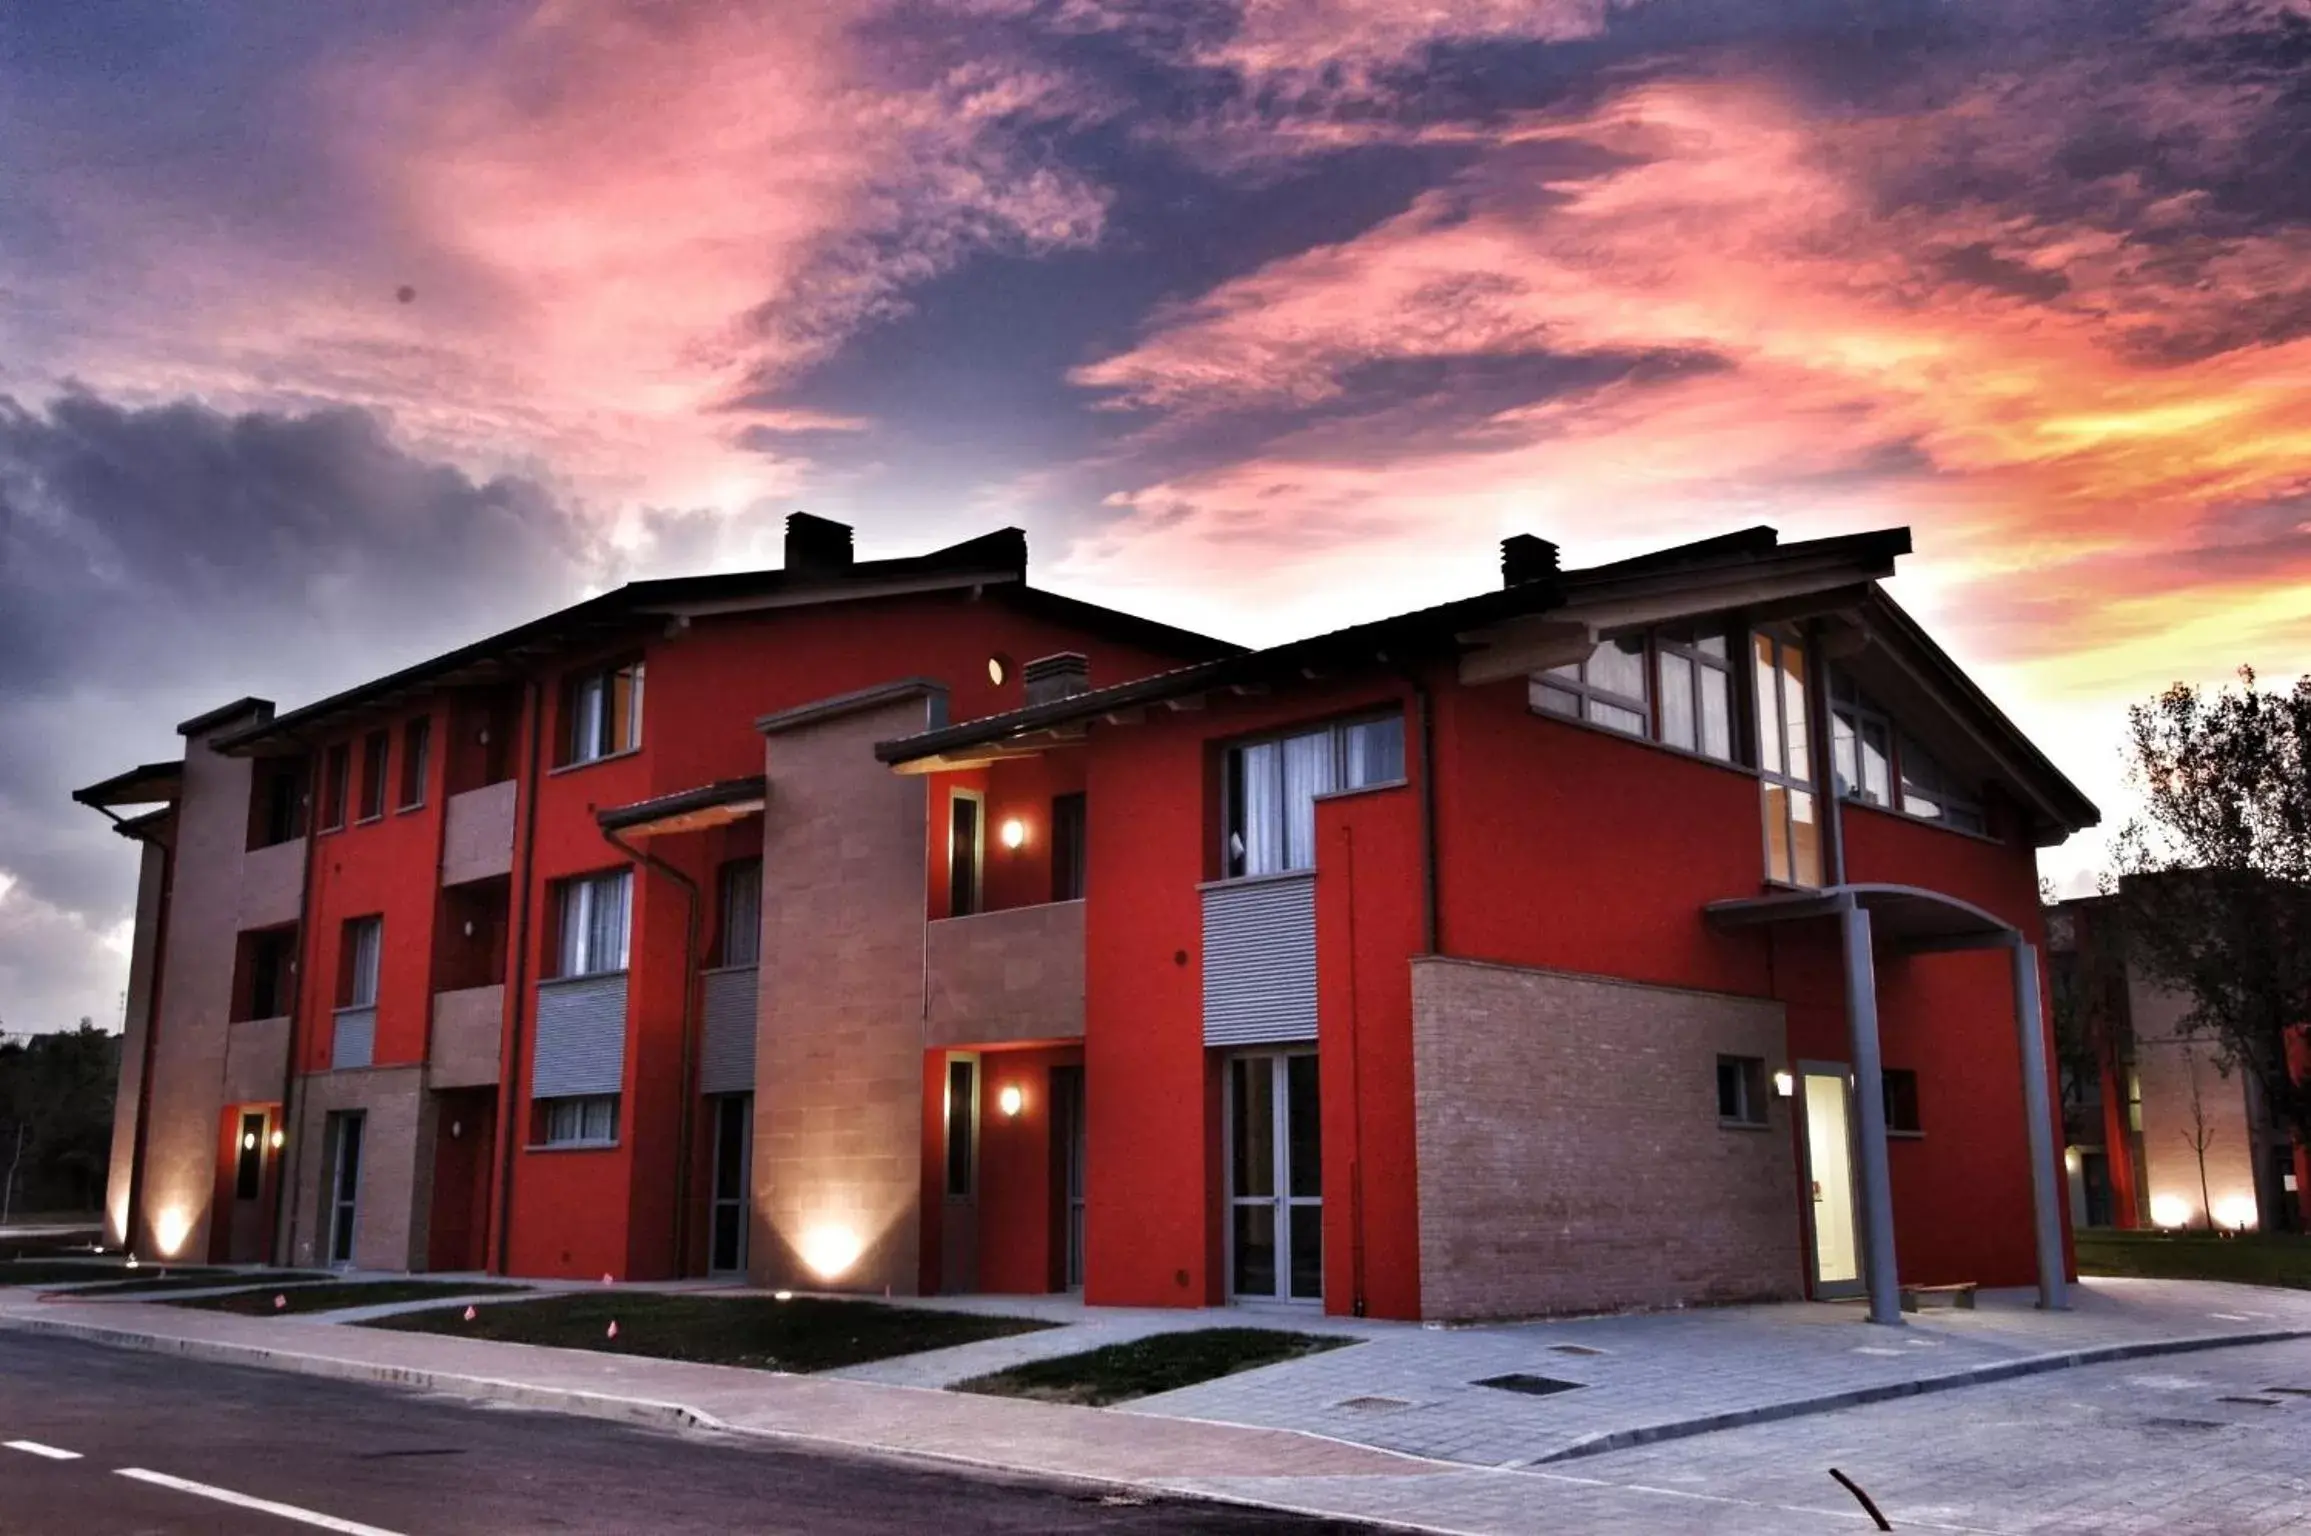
[{"xmin": 4, "ymin": 1277, "xmax": 2307, "ymax": 1535}]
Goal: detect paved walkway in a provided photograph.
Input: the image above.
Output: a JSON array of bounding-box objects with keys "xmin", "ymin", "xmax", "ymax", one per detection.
[{"xmin": 2, "ymin": 1276, "xmax": 2306, "ymax": 1533}]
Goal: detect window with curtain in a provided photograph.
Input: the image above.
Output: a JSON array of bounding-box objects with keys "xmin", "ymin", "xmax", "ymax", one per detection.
[
  {"xmin": 1530, "ymin": 635, "xmax": 1649, "ymax": 736},
  {"xmin": 563, "ymin": 659, "xmax": 645, "ymax": 765},
  {"xmin": 1655, "ymin": 626, "xmax": 1736, "ymax": 762},
  {"xmin": 1224, "ymin": 713, "xmax": 1406, "ymax": 877},
  {"xmin": 341, "ymin": 916, "xmax": 382, "ymax": 1008},
  {"xmin": 718, "ymin": 859, "xmax": 761, "ymax": 967},
  {"xmin": 555, "ymin": 868, "xmax": 632, "ymax": 977},
  {"xmin": 398, "ymin": 716, "xmax": 431, "ymax": 809},
  {"xmin": 540, "ymin": 1095, "xmax": 619, "ymax": 1146},
  {"xmin": 1752, "ymin": 631, "xmax": 1823, "ymax": 887}
]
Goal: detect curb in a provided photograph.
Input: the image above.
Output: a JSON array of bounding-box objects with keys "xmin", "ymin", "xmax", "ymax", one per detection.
[{"xmin": 1522, "ymin": 1327, "xmax": 2311, "ymax": 1464}]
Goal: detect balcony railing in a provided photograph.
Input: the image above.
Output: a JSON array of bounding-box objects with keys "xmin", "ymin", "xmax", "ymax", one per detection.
[
  {"xmin": 698, "ymin": 965, "xmax": 758, "ymax": 1095},
  {"xmin": 429, "ymin": 985, "xmax": 504, "ymax": 1088},
  {"xmin": 1201, "ymin": 872, "xmax": 1316, "ymax": 1047},
  {"xmin": 237, "ymin": 838, "xmax": 307, "ymax": 930},
  {"xmin": 331, "ymin": 1006, "xmax": 376, "ymax": 1071},
  {"xmin": 440, "ymin": 781, "xmax": 517, "ymax": 885},
  {"xmin": 924, "ymin": 899, "xmax": 1084, "ymax": 1047}
]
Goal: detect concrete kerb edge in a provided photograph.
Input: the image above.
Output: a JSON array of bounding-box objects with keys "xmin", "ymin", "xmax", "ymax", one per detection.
[
  {"xmin": 0, "ymin": 1312, "xmax": 1444, "ymax": 1531},
  {"xmin": 1522, "ymin": 1326, "xmax": 2311, "ymax": 1465}
]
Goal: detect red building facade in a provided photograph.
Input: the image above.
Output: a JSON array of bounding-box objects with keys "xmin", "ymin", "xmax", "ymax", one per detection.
[{"xmin": 81, "ymin": 518, "xmax": 2096, "ymax": 1323}]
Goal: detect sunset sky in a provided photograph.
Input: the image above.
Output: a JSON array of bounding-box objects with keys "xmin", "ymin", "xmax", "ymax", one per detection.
[{"xmin": 4, "ymin": 0, "xmax": 2309, "ymax": 1031}]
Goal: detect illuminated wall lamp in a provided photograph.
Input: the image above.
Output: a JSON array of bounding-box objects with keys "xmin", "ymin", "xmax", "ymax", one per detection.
[
  {"xmin": 1771, "ymin": 1070, "xmax": 1795, "ymax": 1099},
  {"xmin": 997, "ymin": 1084, "xmax": 1025, "ymax": 1118},
  {"xmin": 999, "ymin": 818, "xmax": 1028, "ymax": 850},
  {"xmin": 269, "ymin": 1129, "xmax": 286, "ymax": 1150}
]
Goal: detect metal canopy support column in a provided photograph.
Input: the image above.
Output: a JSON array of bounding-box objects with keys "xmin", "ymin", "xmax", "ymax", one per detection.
[
  {"xmin": 1839, "ymin": 899, "xmax": 1903, "ymax": 1326},
  {"xmin": 2009, "ymin": 938, "xmax": 2069, "ymax": 1311}
]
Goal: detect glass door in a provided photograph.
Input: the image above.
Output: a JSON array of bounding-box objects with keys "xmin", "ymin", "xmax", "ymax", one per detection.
[
  {"xmin": 327, "ymin": 1111, "xmax": 364, "ymax": 1268},
  {"xmin": 1227, "ymin": 1052, "xmax": 1321, "ymax": 1303},
  {"xmin": 709, "ymin": 1094, "xmax": 752, "ymax": 1275},
  {"xmin": 1801, "ymin": 1067, "xmax": 1862, "ymax": 1297},
  {"xmin": 1053, "ymin": 1066, "xmax": 1087, "ymax": 1290}
]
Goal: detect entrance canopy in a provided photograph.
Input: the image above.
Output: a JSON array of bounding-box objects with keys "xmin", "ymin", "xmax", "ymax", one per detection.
[
  {"xmin": 1703, "ymin": 880, "xmax": 2065, "ymax": 1324},
  {"xmin": 1705, "ymin": 882, "xmax": 2016, "ymax": 952}
]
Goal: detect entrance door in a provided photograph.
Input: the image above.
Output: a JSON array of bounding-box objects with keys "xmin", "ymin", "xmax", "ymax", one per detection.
[
  {"xmin": 1227, "ymin": 1052, "xmax": 1321, "ymax": 1303},
  {"xmin": 224, "ymin": 1109, "xmax": 273, "ymax": 1264},
  {"xmin": 709, "ymin": 1094, "xmax": 752, "ymax": 1275},
  {"xmin": 941, "ymin": 1055, "xmax": 979, "ymax": 1292},
  {"xmin": 326, "ymin": 1111, "xmax": 365, "ymax": 1269},
  {"xmin": 1800, "ymin": 1066, "xmax": 1862, "ymax": 1297},
  {"xmin": 1051, "ymin": 1066, "xmax": 1086, "ymax": 1290}
]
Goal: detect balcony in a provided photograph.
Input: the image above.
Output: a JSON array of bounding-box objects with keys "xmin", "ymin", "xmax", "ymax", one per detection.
[
  {"xmin": 222, "ymin": 1015, "xmax": 289, "ymax": 1102},
  {"xmin": 429, "ymin": 985, "xmax": 503, "ymax": 1088},
  {"xmin": 237, "ymin": 837, "xmax": 306, "ymax": 930},
  {"xmin": 924, "ymin": 899, "xmax": 1084, "ymax": 1047},
  {"xmin": 698, "ymin": 965, "xmax": 757, "ymax": 1094},
  {"xmin": 440, "ymin": 781, "xmax": 517, "ymax": 886}
]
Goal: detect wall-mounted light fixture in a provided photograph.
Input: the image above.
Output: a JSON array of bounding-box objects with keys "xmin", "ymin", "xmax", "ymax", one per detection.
[
  {"xmin": 242, "ymin": 1132, "xmax": 258, "ymax": 1151},
  {"xmin": 999, "ymin": 818, "xmax": 1028, "ymax": 850},
  {"xmin": 987, "ymin": 654, "xmax": 1013, "ymax": 686},
  {"xmin": 269, "ymin": 1129, "xmax": 286, "ymax": 1151},
  {"xmin": 1771, "ymin": 1070, "xmax": 1795, "ymax": 1099},
  {"xmin": 997, "ymin": 1084, "xmax": 1025, "ymax": 1118}
]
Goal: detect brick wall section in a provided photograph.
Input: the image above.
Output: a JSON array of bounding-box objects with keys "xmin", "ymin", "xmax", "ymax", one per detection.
[
  {"xmin": 104, "ymin": 834, "xmax": 170, "ymax": 1250},
  {"xmin": 222, "ymin": 1016, "xmax": 291, "ymax": 1103},
  {"xmin": 138, "ymin": 714, "xmax": 266, "ymax": 1261},
  {"xmin": 286, "ymin": 1065, "xmax": 432, "ymax": 1270},
  {"xmin": 1411, "ymin": 955, "xmax": 1802, "ymax": 1320},
  {"xmin": 439, "ymin": 781, "xmax": 516, "ymax": 884},
  {"xmin": 752, "ymin": 686, "xmax": 940, "ymax": 1294},
  {"xmin": 2128, "ymin": 970, "xmax": 2259, "ymax": 1228},
  {"xmin": 236, "ymin": 836, "xmax": 308, "ymax": 930},
  {"xmin": 923, "ymin": 899, "xmax": 1085, "ymax": 1048}
]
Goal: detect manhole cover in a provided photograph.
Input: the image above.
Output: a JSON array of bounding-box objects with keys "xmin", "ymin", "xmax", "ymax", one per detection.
[
  {"xmin": 1335, "ymin": 1396, "xmax": 1415, "ymax": 1414},
  {"xmin": 1476, "ymin": 1373, "xmax": 1584, "ymax": 1397},
  {"xmin": 1550, "ymin": 1344, "xmax": 1605, "ymax": 1357}
]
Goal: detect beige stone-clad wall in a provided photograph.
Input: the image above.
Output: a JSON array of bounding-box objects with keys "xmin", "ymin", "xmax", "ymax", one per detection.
[
  {"xmin": 428, "ymin": 985, "xmax": 505, "ymax": 1088},
  {"xmin": 2129, "ymin": 971, "xmax": 2260, "ymax": 1229},
  {"xmin": 285, "ymin": 1065, "xmax": 433, "ymax": 1271},
  {"xmin": 137, "ymin": 711, "xmax": 269, "ymax": 1261},
  {"xmin": 752, "ymin": 686, "xmax": 940, "ymax": 1295},
  {"xmin": 1412, "ymin": 956, "xmax": 1801, "ymax": 1320},
  {"xmin": 104, "ymin": 833, "xmax": 172, "ymax": 1251},
  {"xmin": 924, "ymin": 899, "xmax": 1084, "ymax": 1047}
]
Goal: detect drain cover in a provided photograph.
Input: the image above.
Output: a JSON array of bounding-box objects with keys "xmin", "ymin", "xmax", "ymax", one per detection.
[
  {"xmin": 1335, "ymin": 1396, "xmax": 1415, "ymax": 1414},
  {"xmin": 1550, "ymin": 1344, "xmax": 1605, "ymax": 1357},
  {"xmin": 1476, "ymin": 1373, "xmax": 1584, "ymax": 1397}
]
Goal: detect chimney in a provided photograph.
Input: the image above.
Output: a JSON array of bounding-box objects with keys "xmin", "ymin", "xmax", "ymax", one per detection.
[
  {"xmin": 785, "ymin": 512, "xmax": 854, "ymax": 574},
  {"xmin": 1501, "ymin": 533, "xmax": 1560, "ymax": 587},
  {"xmin": 1022, "ymin": 653, "xmax": 1090, "ymax": 707}
]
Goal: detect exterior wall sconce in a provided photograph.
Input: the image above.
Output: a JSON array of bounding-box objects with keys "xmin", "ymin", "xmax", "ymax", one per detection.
[
  {"xmin": 999, "ymin": 818, "xmax": 1028, "ymax": 850},
  {"xmin": 242, "ymin": 1132, "xmax": 258, "ymax": 1151},
  {"xmin": 987, "ymin": 654, "xmax": 1012, "ymax": 686},
  {"xmin": 269, "ymin": 1129, "xmax": 286, "ymax": 1151},
  {"xmin": 1771, "ymin": 1070, "xmax": 1795, "ymax": 1099},
  {"xmin": 997, "ymin": 1084, "xmax": 1025, "ymax": 1118}
]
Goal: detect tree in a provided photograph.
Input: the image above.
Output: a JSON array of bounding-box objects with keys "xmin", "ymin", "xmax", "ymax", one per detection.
[
  {"xmin": 0, "ymin": 1022, "xmax": 118, "ymax": 1219},
  {"xmin": 2116, "ymin": 667, "xmax": 2311, "ymax": 1154}
]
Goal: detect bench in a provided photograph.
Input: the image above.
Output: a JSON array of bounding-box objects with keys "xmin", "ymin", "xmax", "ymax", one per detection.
[{"xmin": 1900, "ymin": 1282, "xmax": 1977, "ymax": 1312}]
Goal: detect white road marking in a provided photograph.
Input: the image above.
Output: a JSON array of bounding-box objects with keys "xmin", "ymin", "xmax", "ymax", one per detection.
[
  {"xmin": 3, "ymin": 1440, "xmax": 81, "ymax": 1460},
  {"xmin": 115, "ymin": 1469, "xmax": 407, "ymax": 1536}
]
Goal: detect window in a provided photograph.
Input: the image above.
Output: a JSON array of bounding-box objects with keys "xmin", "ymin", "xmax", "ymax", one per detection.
[
  {"xmin": 1753, "ymin": 632, "xmax": 1823, "ymax": 887},
  {"xmin": 356, "ymin": 730, "xmax": 389, "ymax": 821},
  {"xmin": 234, "ymin": 1111, "xmax": 267, "ymax": 1200},
  {"xmin": 948, "ymin": 790, "xmax": 984, "ymax": 917},
  {"xmin": 540, "ymin": 1095, "xmax": 619, "ymax": 1146},
  {"xmin": 1655, "ymin": 625, "xmax": 1736, "ymax": 762},
  {"xmin": 1883, "ymin": 1068, "xmax": 1922, "ymax": 1135},
  {"xmin": 1051, "ymin": 792, "xmax": 1087, "ymax": 903},
  {"xmin": 249, "ymin": 757, "xmax": 308, "ymax": 848},
  {"xmin": 563, "ymin": 659, "xmax": 645, "ymax": 765},
  {"xmin": 945, "ymin": 1056, "xmax": 977, "ymax": 1197},
  {"xmin": 2126, "ymin": 1067, "xmax": 2143, "ymax": 1133},
  {"xmin": 398, "ymin": 716, "xmax": 431, "ymax": 810},
  {"xmin": 1718, "ymin": 1055, "xmax": 1769, "ymax": 1127},
  {"xmin": 554, "ymin": 869, "xmax": 631, "ymax": 977},
  {"xmin": 341, "ymin": 916, "xmax": 382, "ymax": 1009},
  {"xmin": 718, "ymin": 859, "xmax": 761, "ymax": 968},
  {"xmin": 1224, "ymin": 713, "xmax": 1406, "ymax": 878},
  {"xmin": 1531, "ymin": 635, "xmax": 1649, "ymax": 737},
  {"xmin": 1897, "ymin": 734, "xmax": 1986, "ymax": 834},
  {"xmin": 320, "ymin": 743, "xmax": 350, "ymax": 831}
]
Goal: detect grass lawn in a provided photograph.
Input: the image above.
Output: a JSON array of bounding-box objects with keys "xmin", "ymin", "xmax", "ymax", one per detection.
[
  {"xmin": 0, "ymin": 1259, "xmax": 135, "ymax": 1287},
  {"xmin": 954, "ymin": 1327, "xmax": 1356, "ymax": 1407},
  {"xmin": 365, "ymin": 1292, "xmax": 1054, "ymax": 1373},
  {"xmin": 2077, "ymin": 1229, "xmax": 2311, "ymax": 1290},
  {"xmin": 63, "ymin": 1269, "xmax": 335, "ymax": 1296},
  {"xmin": 173, "ymin": 1279, "xmax": 534, "ymax": 1316}
]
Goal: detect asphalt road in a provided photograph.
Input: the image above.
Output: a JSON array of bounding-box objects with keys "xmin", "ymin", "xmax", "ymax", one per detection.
[{"xmin": 0, "ymin": 1334, "xmax": 1374, "ymax": 1535}]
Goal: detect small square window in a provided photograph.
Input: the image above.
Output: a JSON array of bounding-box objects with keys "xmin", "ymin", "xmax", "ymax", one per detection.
[
  {"xmin": 1717, "ymin": 1055, "xmax": 1769, "ymax": 1127},
  {"xmin": 1884, "ymin": 1068, "xmax": 1922, "ymax": 1135}
]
